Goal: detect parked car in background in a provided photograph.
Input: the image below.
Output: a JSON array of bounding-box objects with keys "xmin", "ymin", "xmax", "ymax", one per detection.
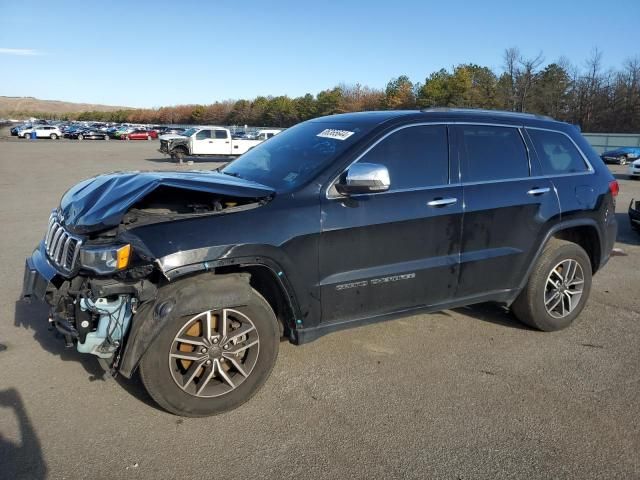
[
  {"xmin": 62, "ymin": 126, "xmax": 82, "ymax": 138},
  {"xmin": 628, "ymin": 158, "xmax": 640, "ymax": 179},
  {"xmin": 159, "ymin": 126, "xmax": 263, "ymax": 162},
  {"xmin": 70, "ymin": 129, "xmax": 110, "ymax": 140},
  {"xmin": 156, "ymin": 127, "xmax": 186, "ymax": 136},
  {"xmin": 123, "ymin": 129, "xmax": 158, "ymax": 140},
  {"xmin": 19, "ymin": 125, "xmax": 62, "ymax": 139},
  {"xmin": 11, "ymin": 123, "xmax": 30, "ymax": 136},
  {"xmin": 255, "ymin": 129, "xmax": 282, "ymax": 140},
  {"xmin": 111, "ymin": 126, "xmax": 136, "ymax": 139},
  {"xmin": 601, "ymin": 147, "xmax": 640, "ymax": 165}
]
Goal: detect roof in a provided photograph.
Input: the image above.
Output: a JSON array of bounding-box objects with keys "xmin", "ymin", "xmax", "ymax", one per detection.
[{"xmin": 311, "ymin": 108, "xmax": 562, "ymax": 126}]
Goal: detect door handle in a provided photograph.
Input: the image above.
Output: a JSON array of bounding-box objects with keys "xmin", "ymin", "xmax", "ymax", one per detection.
[
  {"xmin": 427, "ymin": 197, "xmax": 457, "ymax": 207},
  {"xmin": 208, "ymin": 140, "xmax": 213, "ymax": 143},
  {"xmin": 527, "ymin": 187, "xmax": 550, "ymax": 196},
  {"xmin": 225, "ymin": 141, "xmax": 230, "ymax": 144}
]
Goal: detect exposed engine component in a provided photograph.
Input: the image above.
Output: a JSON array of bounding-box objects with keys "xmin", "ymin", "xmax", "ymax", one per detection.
[
  {"xmin": 120, "ymin": 186, "xmax": 266, "ymax": 227},
  {"xmin": 76, "ymin": 295, "xmax": 135, "ymax": 358}
]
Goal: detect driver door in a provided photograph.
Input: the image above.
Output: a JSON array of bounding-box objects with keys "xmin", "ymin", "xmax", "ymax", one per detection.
[
  {"xmin": 319, "ymin": 124, "xmax": 463, "ymax": 323},
  {"xmin": 192, "ymin": 129, "xmax": 215, "ymax": 154}
]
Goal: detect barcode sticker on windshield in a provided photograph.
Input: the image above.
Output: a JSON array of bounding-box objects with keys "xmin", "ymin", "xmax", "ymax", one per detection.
[{"xmin": 317, "ymin": 129, "xmax": 355, "ymax": 141}]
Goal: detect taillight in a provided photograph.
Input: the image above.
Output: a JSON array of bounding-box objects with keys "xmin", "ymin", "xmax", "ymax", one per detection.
[{"xmin": 609, "ymin": 180, "xmax": 619, "ymax": 197}]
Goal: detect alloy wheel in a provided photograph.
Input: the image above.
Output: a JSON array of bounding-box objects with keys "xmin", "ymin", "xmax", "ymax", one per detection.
[
  {"xmin": 544, "ymin": 259, "xmax": 584, "ymax": 318},
  {"xmin": 168, "ymin": 308, "xmax": 260, "ymax": 398}
]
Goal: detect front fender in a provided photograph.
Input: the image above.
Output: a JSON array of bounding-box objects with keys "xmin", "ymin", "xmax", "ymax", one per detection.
[
  {"xmin": 118, "ymin": 272, "xmax": 251, "ymax": 378},
  {"xmin": 156, "ymin": 245, "xmax": 308, "ymax": 325}
]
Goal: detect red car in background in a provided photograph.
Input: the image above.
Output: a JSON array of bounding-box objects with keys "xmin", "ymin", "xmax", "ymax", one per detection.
[{"xmin": 122, "ymin": 129, "xmax": 158, "ymax": 140}]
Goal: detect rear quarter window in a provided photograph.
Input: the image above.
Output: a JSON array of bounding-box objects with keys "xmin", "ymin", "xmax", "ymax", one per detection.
[{"xmin": 526, "ymin": 129, "xmax": 589, "ymax": 175}]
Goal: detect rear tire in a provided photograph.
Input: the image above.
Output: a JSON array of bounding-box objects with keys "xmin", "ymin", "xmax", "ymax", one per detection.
[
  {"xmin": 618, "ymin": 156, "xmax": 627, "ymax": 165},
  {"xmin": 147, "ymin": 135, "xmax": 152, "ymax": 140},
  {"xmin": 78, "ymin": 134, "xmax": 84, "ymax": 141},
  {"xmin": 140, "ymin": 286, "xmax": 279, "ymax": 417},
  {"xmin": 512, "ymin": 239, "xmax": 592, "ymax": 331}
]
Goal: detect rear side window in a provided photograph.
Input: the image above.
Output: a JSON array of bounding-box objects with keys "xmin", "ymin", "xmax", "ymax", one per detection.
[
  {"xmin": 526, "ymin": 129, "xmax": 589, "ymax": 175},
  {"xmin": 459, "ymin": 125, "xmax": 529, "ymax": 182},
  {"xmin": 195, "ymin": 130, "xmax": 212, "ymax": 140},
  {"xmin": 214, "ymin": 130, "xmax": 228, "ymax": 139},
  {"xmin": 358, "ymin": 125, "xmax": 449, "ymax": 190}
]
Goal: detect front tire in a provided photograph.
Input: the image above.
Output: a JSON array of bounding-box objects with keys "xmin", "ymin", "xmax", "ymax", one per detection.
[
  {"xmin": 140, "ymin": 288, "xmax": 279, "ymax": 417},
  {"xmin": 172, "ymin": 149, "xmax": 186, "ymax": 163},
  {"xmin": 50, "ymin": 133, "xmax": 58, "ymax": 139},
  {"xmin": 78, "ymin": 134, "xmax": 84, "ymax": 141},
  {"xmin": 618, "ymin": 156, "xmax": 627, "ymax": 165},
  {"xmin": 512, "ymin": 239, "xmax": 592, "ymax": 331}
]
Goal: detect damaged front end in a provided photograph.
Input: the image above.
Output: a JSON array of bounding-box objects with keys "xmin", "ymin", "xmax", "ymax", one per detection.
[
  {"xmin": 22, "ymin": 209, "xmax": 158, "ymax": 371},
  {"xmin": 22, "ymin": 170, "xmax": 275, "ymax": 374}
]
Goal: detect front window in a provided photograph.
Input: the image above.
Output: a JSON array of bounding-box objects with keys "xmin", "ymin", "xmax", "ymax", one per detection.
[
  {"xmin": 221, "ymin": 121, "xmax": 372, "ymax": 191},
  {"xmin": 181, "ymin": 127, "xmax": 198, "ymax": 137},
  {"xmin": 195, "ymin": 130, "xmax": 212, "ymax": 140}
]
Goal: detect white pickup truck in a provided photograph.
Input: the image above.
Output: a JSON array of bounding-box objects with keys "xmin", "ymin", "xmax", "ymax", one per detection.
[{"xmin": 159, "ymin": 126, "xmax": 278, "ymax": 162}]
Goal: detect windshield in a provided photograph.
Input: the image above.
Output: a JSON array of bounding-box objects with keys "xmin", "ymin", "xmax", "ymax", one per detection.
[
  {"xmin": 181, "ymin": 127, "xmax": 197, "ymax": 137},
  {"xmin": 221, "ymin": 121, "xmax": 370, "ymax": 191}
]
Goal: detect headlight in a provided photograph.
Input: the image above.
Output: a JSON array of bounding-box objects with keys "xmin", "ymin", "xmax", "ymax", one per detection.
[{"xmin": 79, "ymin": 244, "xmax": 132, "ymax": 274}]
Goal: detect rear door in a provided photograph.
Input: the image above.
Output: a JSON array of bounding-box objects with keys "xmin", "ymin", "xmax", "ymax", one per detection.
[
  {"xmin": 319, "ymin": 124, "xmax": 463, "ymax": 323},
  {"xmin": 454, "ymin": 124, "xmax": 559, "ymax": 298},
  {"xmin": 211, "ymin": 129, "xmax": 232, "ymax": 155},
  {"xmin": 525, "ymin": 127, "xmax": 596, "ymax": 222}
]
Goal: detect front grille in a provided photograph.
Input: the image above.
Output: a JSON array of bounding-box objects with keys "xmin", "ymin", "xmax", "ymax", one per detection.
[{"xmin": 44, "ymin": 212, "xmax": 82, "ymax": 273}]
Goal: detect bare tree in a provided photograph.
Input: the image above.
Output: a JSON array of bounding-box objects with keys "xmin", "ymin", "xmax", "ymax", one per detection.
[
  {"xmin": 517, "ymin": 51, "xmax": 544, "ymax": 111},
  {"xmin": 503, "ymin": 47, "xmax": 520, "ymax": 110}
]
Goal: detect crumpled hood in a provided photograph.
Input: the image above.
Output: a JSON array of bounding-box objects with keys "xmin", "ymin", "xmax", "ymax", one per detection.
[
  {"xmin": 159, "ymin": 134, "xmax": 187, "ymax": 142},
  {"xmin": 59, "ymin": 170, "xmax": 274, "ymax": 234}
]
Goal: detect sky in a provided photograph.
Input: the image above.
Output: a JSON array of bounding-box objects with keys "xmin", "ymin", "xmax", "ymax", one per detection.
[{"xmin": 1, "ymin": 0, "xmax": 639, "ymax": 108}]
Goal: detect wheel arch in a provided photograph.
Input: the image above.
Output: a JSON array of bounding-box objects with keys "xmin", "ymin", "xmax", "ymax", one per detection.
[
  {"xmin": 511, "ymin": 219, "xmax": 604, "ymax": 304},
  {"xmin": 119, "ymin": 272, "xmax": 254, "ymax": 378},
  {"xmin": 214, "ymin": 264, "xmax": 298, "ymax": 339}
]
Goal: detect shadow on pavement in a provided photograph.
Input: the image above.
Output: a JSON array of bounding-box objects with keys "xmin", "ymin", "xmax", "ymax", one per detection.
[
  {"xmin": 615, "ymin": 212, "xmax": 640, "ymax": 247},
  {"xmin": 14, "ymin": 300, "xmax": 163, "ymax": 412},
  {"xmin": 14, "ymin": 300, "xmax": 108, "ymax": 382},
  {"xmin": 0, "ymin": 388, "xmax": 48, "ymax": 480},
  {"xmin": 453, "ymin": 303, "xmax": 533, "ymax": 330}
]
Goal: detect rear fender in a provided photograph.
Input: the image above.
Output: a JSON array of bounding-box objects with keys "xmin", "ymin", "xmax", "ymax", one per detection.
[{"xmin": 509, "ymin": 218, "xmax": 606, "ymax": 304}]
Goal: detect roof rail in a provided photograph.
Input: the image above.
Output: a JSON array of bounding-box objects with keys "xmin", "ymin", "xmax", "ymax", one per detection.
[{"xmin": 420, "ymin": 107, "xmax": 555, "ymax": 121}]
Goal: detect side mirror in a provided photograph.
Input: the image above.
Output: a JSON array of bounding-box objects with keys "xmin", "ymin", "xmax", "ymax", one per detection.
[{"xmin": 335, "ymin": 163, "xmax": 390, "ymax": 195}]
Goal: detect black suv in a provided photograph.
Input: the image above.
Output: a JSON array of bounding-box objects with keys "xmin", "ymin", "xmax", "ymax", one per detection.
[{"xmin": 22, "ymin": 109, "xmax": 618, "ymax": 416}]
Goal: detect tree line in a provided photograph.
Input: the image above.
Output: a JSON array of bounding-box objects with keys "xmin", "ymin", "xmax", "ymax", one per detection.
[{"xmin": 7, "ymin": 48, "xmax": 640, "ymax": 133}]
